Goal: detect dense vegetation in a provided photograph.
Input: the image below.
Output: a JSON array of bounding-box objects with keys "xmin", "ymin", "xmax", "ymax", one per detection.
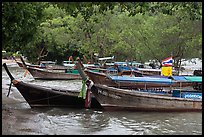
[{"xmin": 2, "ymin": 2, "xmax": 202, "ymax": 69}]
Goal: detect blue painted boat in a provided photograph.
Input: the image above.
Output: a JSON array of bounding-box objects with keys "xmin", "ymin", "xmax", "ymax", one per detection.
[
  {"xmin": 76, "ymin": 61, "xmax": 202, "ymax": 112},
  {"xmin": 172, "ymin": 89, "xmax": 202, "ymax": 99},
  {"xmin": 84, "ymin": 70, "xmax": 198, "ymax": 90}
]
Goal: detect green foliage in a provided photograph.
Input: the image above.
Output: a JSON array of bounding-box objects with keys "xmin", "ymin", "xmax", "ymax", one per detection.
[
  {"xmin": 65, "ymin": 3, "xmax": 202, "ymax": 66},
  {"xmin": 2, "ymin": 2, "xmax": 48, "ymax": 53},
  {"xmin": 2, "ymin": 2, "xmax": 202, "ymax": 68}
]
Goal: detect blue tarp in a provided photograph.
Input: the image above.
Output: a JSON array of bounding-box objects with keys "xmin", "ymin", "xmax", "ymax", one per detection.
[
  {"xmin": 109, "ymin": 76, "xmax": 173, "ymax": 84},
  {"xmin": 171, "ymin": 76, "xmax": 188, "ymax": 81},
  {"xmin": 118, "ymin": 66, "xmax": 131, "ymax": 71},
  {"xmin": 184, "ymin": 76, "xmax": 202, "ymax": 82}
]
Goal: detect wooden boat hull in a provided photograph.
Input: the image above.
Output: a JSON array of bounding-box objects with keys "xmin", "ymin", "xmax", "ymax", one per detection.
[
  {"xmin": 14, "ymin": 56, "xmax": 67, "ymax": 70},
  {"xmin": 91, "ymin": 84, "xmax": 202, "ymax": 112},
  {"xmin": 12, "ymin": 80, "xmax": 102, "ymax": 109},
  {"xmin": 3, "ymin": 63, "xmax": 101, "ymax": 109},
  {"xmin": 85, "ymin": 70, "xmax": 195, "ymax": 89},
  {"xmin": 27, "ymin": 67, "xmax": 82, "ymax": 80}
]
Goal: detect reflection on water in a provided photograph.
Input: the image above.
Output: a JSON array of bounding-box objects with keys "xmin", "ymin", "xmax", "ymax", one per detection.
[
  {"xmin": 2, "ymin": 65, "xmax": 202, "ymax": 135},
  {"xmin": 106, "ymin": 111, "xmax": 202, "ymax": 135},
  {"xmin": 31, "ymin": 108, "xmax": 110, "ymax": 135}
]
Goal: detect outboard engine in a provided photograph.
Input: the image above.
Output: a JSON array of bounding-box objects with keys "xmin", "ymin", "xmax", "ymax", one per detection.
[{"xmin": 193, "ymin": 70, "xmax": 202, "ymax": 76}]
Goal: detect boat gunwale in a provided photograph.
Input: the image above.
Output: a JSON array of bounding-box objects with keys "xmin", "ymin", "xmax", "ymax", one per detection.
[{"xmin": 94, "ymin": 84, "xmax": 202, "ymax": 102}]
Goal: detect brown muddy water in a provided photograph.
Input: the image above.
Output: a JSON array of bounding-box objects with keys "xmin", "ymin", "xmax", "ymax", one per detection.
[{"xmin": 2, "ymin": 65, "xmax": 202, "ymax": 135}]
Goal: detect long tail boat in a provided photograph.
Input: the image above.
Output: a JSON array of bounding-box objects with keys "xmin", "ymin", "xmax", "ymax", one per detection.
[
  {"xmin": 19, "ymin": 56, "xmax": 82, "ymax": 80},
  {"xmin": 84, "ymin": 69, "xmax": 202, "ymax": 90},
  {"xmin": 2, "ymin": 63, "xmax": 102, "ymax": 109},
  {"xmin": 90, "ymin": 84, "xmax": 202, "ymax": 112},
  {"xmin": 13, "ymin": 56, "xmax": 67, "ymax": 70},
  {"xmin": 75, "ymin": 61, "xmax": 202, "ymax": 112},
  {"xmin": 26, "ymin": 67, "xmax": 82, "ymax": 80},
  {"xmin": 12, "ymin": 56, "xmax": 46, "ymax": 68},
  {"xmin": 114, "ymin": 62, "xmax": 162, "ymax": 76}
]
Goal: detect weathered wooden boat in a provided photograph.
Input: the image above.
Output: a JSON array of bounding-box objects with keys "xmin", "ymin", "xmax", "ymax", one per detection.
[
  {"xmin": 19, "ymin": 56, "xmax": 82, "ymax": 80},
  {"xmin": 84, "ymin": 69, "xmax": 201, "ymax": 90},
  {"xmin": 108, "ymin": 62, "xmax": 178, "ymax": 76},
  {"xmin": 86, "ymin": 64, "xmax": 155, "ymax": 76},
  {"xmin": 13, "ymin": 56, "xmax": 67, "ymax": 70},
  {"xmin": 75, "ymin": 61, "xmax": 202, "ymax": 112},
  {"xmin": 26, "ymin": 67, "xmax": 82, "ymax": 80},
  {"xmin": 12, "ymin": 56, "xmax": 46, "ymax": 68},
  {"xmin": 90, "ymin": 84, "xmax": 202, "ymax": 112},
  {"xmin": 63, "ymin": 60, "xmax": 96, "ymax": 68},
  {"xmin": 2, "ymin": 63, "xmax": 102, "ymax": 109},
  {"xmin": 63, "ymin": 55, "xmax": 114, "ymax": 68},
  {"xmin": 114, "ymin": 61, "xmax": 163, "ymax": 75}
]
